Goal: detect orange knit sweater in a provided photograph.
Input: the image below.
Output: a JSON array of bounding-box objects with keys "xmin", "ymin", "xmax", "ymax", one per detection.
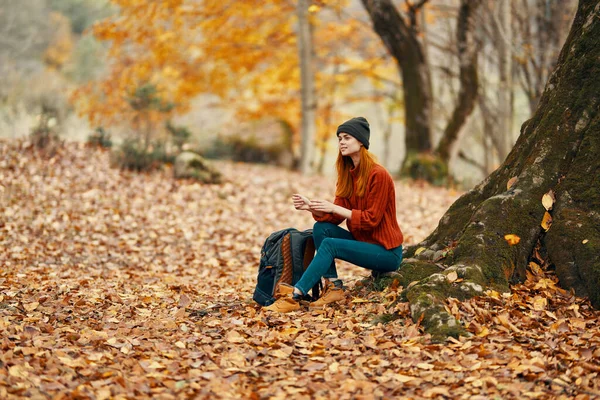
[{"xmin": 313, "ymin": 164, "xmax": 403, "ymax": 250}]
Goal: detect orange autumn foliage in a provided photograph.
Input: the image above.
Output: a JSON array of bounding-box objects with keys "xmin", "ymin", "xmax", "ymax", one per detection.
[{"xmin": 73, "ymin": 0, "xmax": 401, "ymax": 149}]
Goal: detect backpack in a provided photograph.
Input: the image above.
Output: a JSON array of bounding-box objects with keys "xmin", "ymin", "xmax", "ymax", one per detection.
[{"xmin": 253, "ymin": 228, "xmax": 321, "ymax": 306}]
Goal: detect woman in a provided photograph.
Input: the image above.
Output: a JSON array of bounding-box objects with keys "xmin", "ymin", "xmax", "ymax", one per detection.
[{"xmin": 265, "ymin": 117, "xmax": 404, "ymax": 312}]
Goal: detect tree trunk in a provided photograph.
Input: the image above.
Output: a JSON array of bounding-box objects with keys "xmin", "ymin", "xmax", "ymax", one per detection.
[
  {"xmin": 395, "ymin": 0, "xmax": 600, "ymax": 340},
  {"xmin": 496, "ymin": 0, "xmax": 514, "ymax": 161},
  {"xmin": 435, "ymin": 0, "xmax": 482, "ymax": 165},
  {"xmin": 514, "ymin": 0, "xmax": 578, "ymax": 113},
  {"xmin": 361, "ymin": 0, "xmax": 433, "ymax": 159},
  {"xmin": 297, "ymin": 0, "xmax": 317, "ymax": 175}
]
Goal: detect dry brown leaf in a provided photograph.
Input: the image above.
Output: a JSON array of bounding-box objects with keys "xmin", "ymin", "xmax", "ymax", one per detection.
[
  {"xmin": 23, "ymin": 302, "xmax": 39, "ymax": 312},
  {"xmin": 226, "ymin": 330, "xmax": 245, "ymax": 343},
  {"xmin": 416, "ymin": 362, "xmax": 434, "ymax": 370},
  {"xmin": 532, "ymin": 296, "xmax": 547, "ymax": 311},
  {"xmin": 178, "ymin": 294, "xmax": 191, "ymax": 308}
]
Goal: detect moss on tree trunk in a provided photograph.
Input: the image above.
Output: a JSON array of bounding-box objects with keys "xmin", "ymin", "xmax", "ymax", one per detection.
[{"xmin": 400, "ymin": 0, "xmax": 600, "ymax": 341}]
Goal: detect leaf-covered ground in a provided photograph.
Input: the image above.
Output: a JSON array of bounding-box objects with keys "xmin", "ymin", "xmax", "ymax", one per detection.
[{"xmin": 1, "ymin": 142, "xmax": 599, "ymax": 400}]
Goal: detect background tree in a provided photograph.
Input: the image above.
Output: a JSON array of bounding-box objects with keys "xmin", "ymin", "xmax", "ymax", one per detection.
[
  {"xmin": 361, "ymin": 0, "xmax": 434, "ymax": 170},
  {"xmin": 513, "ymin": 0, "xmax": 578, "ymax": 113},
  {"xmin": 297, "ymin": 0, "xmax": 318, "ymax": 174},
  {"xmin": 393, "ymin": 0, "xmax": 599, "ymax": 339},
  {"xmin": 467, "ymin": 0, "xmax": 577, "ymax": 177},
  {"xmin": 495, "ymin": 0, "xmax": 514, "ymax": 162},
  {"xmin": 435, "ymin": 0, "xmax": 481, "ymax": 168},
  {"xmin": 362, "ymin": 0, "xmax": 487, "ymax": 181}
]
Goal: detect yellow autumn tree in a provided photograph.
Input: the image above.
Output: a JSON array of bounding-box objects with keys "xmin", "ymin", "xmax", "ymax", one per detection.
[{"xmin": 73, "ymin": 0, "xmax": 217, "ymax": 138}]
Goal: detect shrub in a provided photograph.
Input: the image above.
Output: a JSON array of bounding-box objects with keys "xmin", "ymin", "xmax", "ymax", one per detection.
[
  {"xmin": 401, "ymin": 153, "xmax": 448, "ymax": 186},
  {"xmin": 86, "ymin": 127, "xmax": 112, "ymax": 148},
  {"xmin": 202, "ymin": 135, "xmax": 291, "ymax": 166},
  {"xmin": 30, "ymin": 106, "xmax": 61, "ymax": 150},
  {"xmin": 111, "ymin": 138, "xmax": 175, "ymax": 172},
  {"xmin": 165, "ymin": 121, "xmax": 190, "ymax": 152}
]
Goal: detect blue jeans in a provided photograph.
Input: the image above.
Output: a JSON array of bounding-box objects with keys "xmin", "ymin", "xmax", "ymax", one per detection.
[{"xmin": 295, "ymin": 222, "xmax": 403, "ymax": 295}]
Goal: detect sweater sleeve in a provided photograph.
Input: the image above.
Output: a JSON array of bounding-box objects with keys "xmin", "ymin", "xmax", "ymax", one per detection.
[
  {"xmin": 348, "ymin": 170, "xmax": 392, "ymax": 232},
  {"xmin": 313, "ymin": 195, "xmax": 348, "ymax": 225}
]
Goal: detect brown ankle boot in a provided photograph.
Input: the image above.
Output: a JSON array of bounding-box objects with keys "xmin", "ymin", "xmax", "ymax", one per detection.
[
  {"xmin": 310, "ymin": 280, "xmax": 344, "ymax": 307},
  {"xmin": 264, "ymin": 285, "xmax": 301, "ymax": 312},
  {"xmin": 264, "ymin": 296, "xmax": 300, "ymax": 312},
  {"xmin": 276, "ymin": 283, "xmax": 294, "ymax": 296}
]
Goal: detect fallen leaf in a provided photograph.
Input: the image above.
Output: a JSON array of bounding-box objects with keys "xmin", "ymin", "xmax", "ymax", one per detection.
[
  {"xmin": 529, "ymin": 261, "xmax": 543, "ymax": 275},
  {"xmin": 507, "ymin": 176, "xmax": 518, "ymax": 190},
  {"xmin": 147, "ymin": 361, "xmax": 165, "ymax": 369},
  {"xmin": 504, "ymin": 234, "xmax": 520, "ymax": 245},
  {"xmin": 416, "ymin": 362, "xmax": 434, "ymax": 370},
  {"xmin": 542, "ymin": 190, "xmax": 555, "ymax": 210},
  {"xmin": 178, "ymin": 294, "xmax": 191, "ymax": 308},
  {"xmin": 9, "ymin": 364, "xmax": 32, "ymax": 378},
  {"xmin": 391, "ymin": 373, "xmax": 415, "ymax": 383},
  {"xmin": 23, "ymin": 302, "xmax": 39, "ymax": 312},
  {"xmin": 271, "ymin": 348, "xmax": 292, "ymax": 358},
  {"xmin": 226, "ymin": 330, "xmax": 245, "ymax": 343},
  {"xmin": 303, "ymin": 362, "xmax": 327, "ymax": 372},
  {"xmin": 476, "ymin": 326, "xmax": 490, "ymax": 337},
  {"xmin": 532, "ymin": 296, "xmax": 547, "ymax": 311},
  {"xmin": 328, "ymin": 362, "xmax": 339, "ymax": 373},
  {"xmin": 541, "ymin": 212, "xmax": 552, "ymax": 231},
  {"xmin": 423, "ymin": 386, "xmax": 451, "ymax": 398}
]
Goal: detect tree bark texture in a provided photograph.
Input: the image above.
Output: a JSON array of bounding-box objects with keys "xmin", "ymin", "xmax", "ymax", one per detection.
[
  {"xmin": 361, "ymin": 0, "xmax": 433, "ymax": 155},
  {"xmin": 396, "ymin": 0, "xmax": 600, "ymax": 340},
  {"xmin": 436, "ymin": 0, "xmax": 482, "ymax": 165}
]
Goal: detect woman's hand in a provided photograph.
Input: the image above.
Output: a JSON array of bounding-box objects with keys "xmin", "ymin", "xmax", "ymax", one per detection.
[
  {"xmin": 292, "ymin": 194, "xmax": 311, "ymax": 211},
  {"xmin": 309, "ymin": 199, "xmax": 336, "ymax": 214}
]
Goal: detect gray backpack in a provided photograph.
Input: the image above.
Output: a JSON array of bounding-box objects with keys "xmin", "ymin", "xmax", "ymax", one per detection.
[{"xmin": 253, "ymin": 228, "xmax": 321, "ymax": 306}]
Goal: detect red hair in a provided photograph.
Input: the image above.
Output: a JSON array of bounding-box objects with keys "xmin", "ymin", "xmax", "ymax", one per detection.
[{"xmin": 335, "ymin": 147, "xmax": 378, "ymax": 198}]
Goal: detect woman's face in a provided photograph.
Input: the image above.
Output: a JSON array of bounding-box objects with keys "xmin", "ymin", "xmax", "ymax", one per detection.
[{"xmin": 337, "ymin": 133, "xmax": 362, "ymax": 157}]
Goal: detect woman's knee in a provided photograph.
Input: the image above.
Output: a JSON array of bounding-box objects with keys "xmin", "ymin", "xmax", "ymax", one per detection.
[{"xmin": 313, "ymin": 221, "xmax": 333, "ymax": 238}]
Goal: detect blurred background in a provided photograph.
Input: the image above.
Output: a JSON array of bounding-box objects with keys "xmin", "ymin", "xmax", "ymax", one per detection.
[{"xmin": 0, "ymin": 0, "xmax": 577, "ymax": 188}]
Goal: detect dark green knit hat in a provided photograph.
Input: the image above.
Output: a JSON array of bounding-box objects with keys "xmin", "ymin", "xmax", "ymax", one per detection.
[{"xmin": 336, "ymin": 117, "xmax": 370, "ymax": 149}]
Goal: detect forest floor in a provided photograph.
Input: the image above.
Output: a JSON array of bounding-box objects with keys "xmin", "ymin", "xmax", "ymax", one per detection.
[{"xmin": 1, "ymin": 141, "xmax": 599, "ymax": 400}]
